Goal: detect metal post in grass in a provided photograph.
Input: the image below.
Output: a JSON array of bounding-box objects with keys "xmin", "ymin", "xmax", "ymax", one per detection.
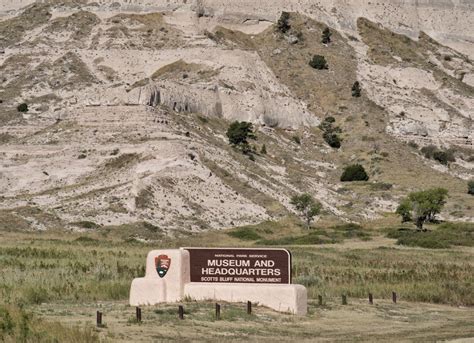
[
  {"xmin": 96, "ymin": 311, "xmax": 102, "ymax": 327},
  {"xmin": 318, "ymin": 295, "xmax": 323, "ymax": 306},
  {"xmin": 136, "ymin": 307, "xmax": 142, "ymax": 323},
  {"xmin": 215, "ymin": 303, "xmax": 221, "ymax": 320},
  {"xmin": 369, "ymin": 293, "xmax": 373, "ymax": 305},
  {"xmin": 247, "ymin": 301, "xmax": 252, "ymax": 315},
  {"xmin": 392, "ymin": 292, "xmax": 397, "ymax": 304},
  {"xmin": 342, "ymin": 295, "xmax": 347, "ymax": 305},
  {"xmin": 178, "ymin": 305, "xmax": 184, "ymax": 320}
]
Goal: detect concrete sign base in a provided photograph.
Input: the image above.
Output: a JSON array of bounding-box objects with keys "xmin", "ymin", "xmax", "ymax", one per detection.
[
  {"xmin": 130, "ymin": 248, "xmax": 307, "ymax": 315},
  {"xmin": 184, "ymin": 283, "xmax": 307, "ymax": 315}
]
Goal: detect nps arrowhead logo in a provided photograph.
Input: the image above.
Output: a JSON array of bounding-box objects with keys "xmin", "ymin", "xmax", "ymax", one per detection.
[{"xmin": 155, "ymin": 254, "xmax": 171, "ymax": 278}]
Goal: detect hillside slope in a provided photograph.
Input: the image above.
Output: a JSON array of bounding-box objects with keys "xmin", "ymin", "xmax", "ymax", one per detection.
[{"xmin": 0, "ymin": 2, "xmax": 472, "ymax": 235}]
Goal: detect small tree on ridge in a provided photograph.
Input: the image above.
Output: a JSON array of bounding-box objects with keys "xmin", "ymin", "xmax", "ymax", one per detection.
[
  {"xmin": 396, "ymin": 188, "xmax": 448, "ymax": 231},
  {"xmin": 290, "ymin": 193, "xmax": 322, "ymax": 229},
  {"xmin": 226, "ymin": 121, "xmax": 256, "ymax": 154}
]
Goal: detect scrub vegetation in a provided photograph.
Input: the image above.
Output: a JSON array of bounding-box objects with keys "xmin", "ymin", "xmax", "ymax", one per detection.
[{"xmin": 0, "ymin": 216, "xmax": 473, "ymax": 341}]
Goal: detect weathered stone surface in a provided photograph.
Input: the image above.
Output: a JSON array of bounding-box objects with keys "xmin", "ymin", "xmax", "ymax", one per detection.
[{"xmin": 185, "ymin": 283, "xmax": 308, "ymax": 315}]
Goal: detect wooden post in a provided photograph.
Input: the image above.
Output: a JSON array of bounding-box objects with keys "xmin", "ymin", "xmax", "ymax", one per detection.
[
  {"xmin": 215, "ymin": 303, "xmax": 221, "ymax": 320},
  {"xmin": 178, "ymin": 305, "xmax": 184, "ymax": 320},
  {"xmin": 96, "ymin": 311, "xmax": 102, "ymax": 327},
  {"xmin": 342, "ymin": 295, "xmax": 347, "ymax": 305},
  {"xmin": 369, "ymin": 293, "xmax": 373, "ymax": 305},
  {"xmin": 392, "ymin": 291, "xmax": 397, "ymax": 304},
  {"xmin": 247, "ymin": 301, "xmax": 252, "ymax": 315},
  {"xmin": 318, "ymin": 295, "xmax": 323, "ymax": 306},
  {"xmin": 136, "ymin": 307, "xmax": 142, "ymax": 323}
]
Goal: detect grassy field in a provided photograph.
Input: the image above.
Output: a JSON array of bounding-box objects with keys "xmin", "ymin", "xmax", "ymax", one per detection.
[{"xmin": 0, "ymin": 219, "xmax": 473, "ymax": 341}]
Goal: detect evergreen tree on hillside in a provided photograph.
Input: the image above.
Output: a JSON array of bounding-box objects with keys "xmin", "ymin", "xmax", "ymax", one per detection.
[
  {"xmin": 322, "ymin": 27, "xmax": 332, "ymax": 44},
  {"xmin": 309, "ymin": 55, "xmax": 328, "ymax": 70},
  {"xmin": 277, "ymin": 12, "xmax": 290, "ymax": 33},
  {"xmin": 226, "ymin": 121, "xmax": 256, "ymax": 154},
  {"xmin": 351, "ymin": 81, "xmax": 361, "ymax": 97}
]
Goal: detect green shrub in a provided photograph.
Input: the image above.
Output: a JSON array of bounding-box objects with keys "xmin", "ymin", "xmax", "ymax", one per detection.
[
  {"xmin": 387, "ymin": 222, "xmax": 474, "ymax": 249},
  {"xmin": 351, "ymin": 81, "xmax": 361, "ymax": 97},
  {"xmin": 321, "ymin": 27, "xmax": 332, "ymax": 44},
  {"xmin": 340, "ymin": 164, "xmax": 369, "ymax": 182},
  {"xmin": 320, "ymin": 117, "xmax": 342, "ymax": 149},
  {"xmin": 260, "ymin": 144, "xmax": 267, "ymax": 154},
  {"xmin": 226, "ymin": 121, "xmax": 256, "ymax": 154},
  {"xmin": 17, "ymin": 103, "xmax": 28, "ymax": 113},
  {"xmin": 291, "ymin": 136, "xmax": 301, "ymax": 145},
  {"xmin": 309, "ymin": 55, "xmax": 328, "ymax": 70},
  {"xmin": 277, "ymin": 12, "xmax": 290, "ymax": 33},
  {"xmin": 433, "ymin": 150, "xmax": 455, "ymax": 165},
  {"xmin": 323, "ymin": 131, "xmax": 341, "ymax": 148},
  {"xmin": 420, "ymin": 145, "xmax": 455, "ymax": 165},
  {"xmin": 468, "ymin": 180, "xmax": 474, "ymax": 195},
  {"xmin": 421, "ymin": 145, "xmax": 437, "ymax": 159},
  {"xmin": 227, "ymin": 227, "xmax": 262, "ymax": 241}
]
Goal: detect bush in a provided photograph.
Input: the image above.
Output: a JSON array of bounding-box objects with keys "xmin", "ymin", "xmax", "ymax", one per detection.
[
  {"xmin": 309, "ymin": 55, "xmax": 328, "ymax": 70},
  {"xmin": 260, "ymin": 144, "xmax": 267, "ymax": 154},
  {"xmin": 320, "ymin": 117, "xmax": 342, "ymax": 149},
  {"xmin": 277, "ymin": 12, "xmax": 290, "ymax": 33},
  {"xmin": 420, "ymin": 145, "xmax": 437, "ymax": 159},
  {"xmin": 340, "ymin": 164, "xmax": 369, "ymax": 182},
  {"xmin": 227, "ymin": 227, "xmax": 262, "ymax": 241},
  {"xmin": 17, "ymin": 103, "xmax": 28, "ymax": 113},
  {"xmin": 433, "ymin": 150, "xmax": 455, "ymax": 165},
  {"xmin": 321, "ymin": 27, "xmax": 332, "ymax": 44},
  {"xmin": 387, "ymin": 222, "xmax": 474, "ymax": 249},
  {"xmin": 291, "ymin": 136, "xmax": 301, "ymax": 145},
  {"xmin": 351, "ymin": 81, "xmax": 361, "ymax": 97},
  {"xmin": 468, "ymin": 180, "xmax": 474, "ymax": 195},
  {"xmin": 420, "ymin": 145, "xmax": 455, "ymax": 165},
  {"xmin": 323, "ymin": 131, "xmax": 341, "ymax": 148},
  {"xmin": 226, "ymin": 121, "xmax": 256, "ymax": 154}
]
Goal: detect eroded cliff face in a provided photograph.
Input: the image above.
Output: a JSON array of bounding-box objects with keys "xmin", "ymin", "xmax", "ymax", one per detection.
[
  {"xmin": 0, "ymin": 2, "xmax": 472, "ymax": 234},
  {"xmin": 2, "ymin": 0, "xmax": 473, "ymax": 56}
]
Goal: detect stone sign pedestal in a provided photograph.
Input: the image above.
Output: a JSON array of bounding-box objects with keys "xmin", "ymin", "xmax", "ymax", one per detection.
[
  {"xmin": 184, "ymin": 283, "xmax": 307, "ymax": 315},
  {"xmin": 130, "ymin": 248, "xmax": 307, "ymax": 315},
  {"xmin": 130, "ymin": 249, "xmax": 190, "ymax": 305}
]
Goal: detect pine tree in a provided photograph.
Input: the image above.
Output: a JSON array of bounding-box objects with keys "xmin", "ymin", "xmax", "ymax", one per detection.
[
  {"xmin": 351, "ymin": 81, "xmax": 361, "ymax": 97},
  {"xmin": 321, "ymin": 27, "xmax": 332, "ymax": 44}
]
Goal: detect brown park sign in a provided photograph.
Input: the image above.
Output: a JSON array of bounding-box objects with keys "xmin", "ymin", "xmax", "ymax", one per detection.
[{"xmin": 185, "ymin": 248, "xmax": 291, "ymax": 284}]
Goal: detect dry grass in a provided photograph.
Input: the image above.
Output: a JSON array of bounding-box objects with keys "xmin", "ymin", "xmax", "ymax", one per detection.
[
  {"xmin": 0, "ymin": 4, "xmax": 51, "ymax": 48},
  {"xmin": 33, "ymin": 300, "xmax": 474, "ymax": 342},
  {"xmin": 0, "ymin": 304, "xmax": 99, "ymax": 342},
  {"xmin": 43, "ymin": 10, "xmax": 100, "ymax": 45},
  {"xmin": 0, "ymin": 218, "xmax": 473, "ymax": 341}
]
